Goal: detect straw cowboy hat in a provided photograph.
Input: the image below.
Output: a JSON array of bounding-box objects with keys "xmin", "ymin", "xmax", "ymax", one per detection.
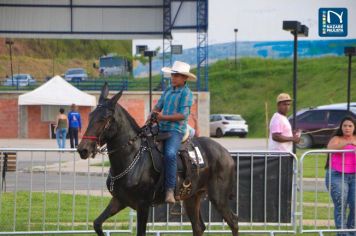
[
  {"xmin": 276, "ymin": 93, "xmax": 292, "ymax": 103},
  {"xmin": 161, "ymin": 61, "xmax": 197, "ymax": 81}
]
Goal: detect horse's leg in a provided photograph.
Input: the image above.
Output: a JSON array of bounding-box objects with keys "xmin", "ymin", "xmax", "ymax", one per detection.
[
  {"xmin": 136, "ymin": 204, "xmax": 150, "ymax": 236},
  {"xmin": 183, "ymin": 193, "xmax": 206, "ymax": 236},
  {"xmin": 208, "ymin": 184, "xmax": 239, "ymax": 236},
  {"xmin": 93, "ymin": 197, "xmax": 126, "ymax": 236}
]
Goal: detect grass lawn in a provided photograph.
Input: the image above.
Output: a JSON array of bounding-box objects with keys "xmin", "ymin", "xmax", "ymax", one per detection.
[
  {"xmin": 0, "ymin": 191, "xmax": 339, "ymax": 235},
  {"xmin": 0, "ymin": 192, "xmax": 130, "ymax": 232}
]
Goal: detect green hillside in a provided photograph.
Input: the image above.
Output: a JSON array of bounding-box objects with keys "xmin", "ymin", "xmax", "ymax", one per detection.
[
  {"xmin": 1, "ymin": 38, "xmax": 355, "ymax": 138},
  {"xmin": 209, "ymin": 57, "xmax": 356, "ymax": 137},
  {"xmin": 0, "ymin": 38, "xmax": 132, "ymax": 59},
  {"xmin": 0, "ymin": 38, "xmax": 131, "ymax": 79}
]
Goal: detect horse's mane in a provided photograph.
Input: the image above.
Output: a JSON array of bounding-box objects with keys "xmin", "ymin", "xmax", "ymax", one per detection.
[{"xmin": 116, "ymin": 104, "xmax": 141, "ymax": 133}]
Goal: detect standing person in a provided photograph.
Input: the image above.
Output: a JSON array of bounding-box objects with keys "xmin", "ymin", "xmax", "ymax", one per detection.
[
  {"xmin": 151, "ymin": 61, "xmax": 195, "ymax": 204},
  {"xmin": 190, "ymin": 113, "xmax": 200, "ymax": 137},
  {"xmin": 326, "ymin": 116, "xmax": 356, "ymax": 236},
  {"xmin": 68, "ymin": 103, "xmax": 82, "ymax": 148},
  {"xmin": 55, "ymin": 108, "xmax": 68, "ymax": 149},
  {"xmin": 268, "ymin": 93, "xmax": 300, "ymax": 152}
]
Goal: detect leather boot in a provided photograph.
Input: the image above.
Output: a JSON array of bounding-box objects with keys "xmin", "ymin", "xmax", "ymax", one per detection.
[{"xmin": 165, "ymin": 188, "xmax": 176, "ymax": 204}]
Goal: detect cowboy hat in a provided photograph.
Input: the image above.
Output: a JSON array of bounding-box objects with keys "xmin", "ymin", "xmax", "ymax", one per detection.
[
  {"xmin": 161, "ymin": 61, "xmax": 197, "ymax": 81},
  {"xmin": 276, "ymin": 93, "xmax": 292, "ymax": 103}
]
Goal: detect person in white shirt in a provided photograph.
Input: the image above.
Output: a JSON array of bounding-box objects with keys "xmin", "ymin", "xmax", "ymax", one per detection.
[{"xmin": 268, "ymin": 93, "xmax": 300, "ymax": 152}]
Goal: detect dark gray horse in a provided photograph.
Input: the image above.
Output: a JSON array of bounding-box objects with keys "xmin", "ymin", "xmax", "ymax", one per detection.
[{"xmin": 77, "ymin": 83, "xmax": 238, "ymax": 236}]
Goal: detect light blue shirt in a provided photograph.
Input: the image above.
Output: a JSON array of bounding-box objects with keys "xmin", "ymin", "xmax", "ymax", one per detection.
[{"xmin": 154, "ymin": 85, "xmax": 193, "ymax": 133}]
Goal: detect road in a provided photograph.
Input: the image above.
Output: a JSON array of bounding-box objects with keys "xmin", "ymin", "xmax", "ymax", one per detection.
[{"xmin": 0, "ymin": 138, "xmax": 325, "ymax": 193}]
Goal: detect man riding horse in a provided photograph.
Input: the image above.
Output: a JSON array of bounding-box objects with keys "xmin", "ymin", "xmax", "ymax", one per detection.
[
  {"xmin": 77, "ymin": 64, "xmax": 239, "ymax": 236},
  {"xmin": 151, "ymin": 61, "xmax": 195, "ymax": 204}
]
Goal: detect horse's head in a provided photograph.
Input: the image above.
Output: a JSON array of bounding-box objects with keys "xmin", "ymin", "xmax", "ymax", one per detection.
[{"xmin": 77, "ymin": 83, "xmax": 122, "ymax": 159}]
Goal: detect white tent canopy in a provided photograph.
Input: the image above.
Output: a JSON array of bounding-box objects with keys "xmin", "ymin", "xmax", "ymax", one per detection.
[{"xmin": 18, "ymin": 75, "xmax": 96, "ymax": 106}]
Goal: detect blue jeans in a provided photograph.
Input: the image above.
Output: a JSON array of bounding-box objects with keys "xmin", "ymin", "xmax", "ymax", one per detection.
[
  {"xmin": 69, "ymin": 127, "xmax": 79, "ymax": 148},
  {"xmin": 163, "ymin": 131, "xmax": 183, "ymax": 190},
  {"xmin": 326, "ymin": 169, "xmax": 356, "ymax": 236},
  {"xmin": 56, "ymin": 128, "xmax": 67, "ymax": 149}
]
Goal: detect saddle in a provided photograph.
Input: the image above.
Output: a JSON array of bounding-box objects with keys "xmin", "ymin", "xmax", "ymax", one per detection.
[{"xmin": 146, "ymin": 132, "xmax": 205, "ymax": 201}]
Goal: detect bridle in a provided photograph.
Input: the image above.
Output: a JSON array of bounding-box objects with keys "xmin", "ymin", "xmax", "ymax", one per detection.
[
  {"xmin": 81, "ymin": 109, "xmax": 159, "ymax": 155},
  {"xmin": 82, "ymin": 116, "xmax": 113, "ymax": 153}
]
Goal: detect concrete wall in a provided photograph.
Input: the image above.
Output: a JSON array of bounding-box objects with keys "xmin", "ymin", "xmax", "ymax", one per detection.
[{"xmin": 0, "ymin": 91, "xmax": 210, "ymax": 139}]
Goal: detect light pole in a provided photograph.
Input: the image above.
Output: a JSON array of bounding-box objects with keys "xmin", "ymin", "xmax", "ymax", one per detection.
[
  {"xmin": 282, "ymin": 21, "xmax": 309, "ymax": 154},
  {"xmin": 144, "ymin": 50, "xmax": 157, "ymax": 112},
  {"xmin": 234, "ymin": 28, "xmax": 238, "ymax": 69},
  {"xmin": 345, "ymin": 47, "xmax": 356, "ymax": 111},
  {"xmin": 5, "ymin": 38, "xmax": 14, "ymax": 88}
]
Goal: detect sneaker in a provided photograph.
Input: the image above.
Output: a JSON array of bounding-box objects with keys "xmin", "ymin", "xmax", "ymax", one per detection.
[{"xmin": 165, "ymin": 189, "xmax": 176, "ymax": 204}]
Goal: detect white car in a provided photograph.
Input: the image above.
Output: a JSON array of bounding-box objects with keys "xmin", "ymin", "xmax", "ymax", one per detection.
[
  {"xmin": 64, "ymin": 68, "xmax": 88, "ymax": 82},
  {"xmin": 210, "ymin": 114, "xmax": 248, "ymax": 138},
  {"xmin": 3, "ymin": 74, "xmax": 37, "ymax": 87}
]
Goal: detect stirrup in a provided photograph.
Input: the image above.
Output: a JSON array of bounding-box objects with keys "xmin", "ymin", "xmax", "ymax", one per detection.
[{"xmin": 169, "ymin": 201, "xmax": 184, "ymax": 216}]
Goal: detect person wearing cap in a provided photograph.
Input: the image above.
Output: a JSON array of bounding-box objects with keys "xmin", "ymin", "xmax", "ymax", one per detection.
[
  {"xmin": 268, "ymin": 93, "xmax": 300, "ymax": 152},
  {"xmin": 151, "ymin": 61, "xmax": 195, "ymax": 204}
]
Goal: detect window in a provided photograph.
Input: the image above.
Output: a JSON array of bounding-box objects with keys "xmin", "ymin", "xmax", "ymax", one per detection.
[
  {"xmin": 298, "ymin": 110, "xmax": 327, "ymax": 124},
  {"xmin": 328, "ymin": 110, "xmax": 351, "ymax": 125},
  {"xmin": 41, "ymin": 105, "xmax": 69, "ymax": 122},
  {"xmin": 224, "ymin": 115, "xmax": 243, "ymax": 121}
]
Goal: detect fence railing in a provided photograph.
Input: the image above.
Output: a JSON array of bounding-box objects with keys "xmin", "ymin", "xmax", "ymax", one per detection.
[
  {"xmin": 299, "ymin": 149, "xmax": 356, "ymax": 236},
  {"xmin": 1, "ymin": 148, "xmax": 356, "ymax": 235},
  {"xmin": 0, "ymin": 148, "xmax": 132, "ymax": 235},
  {"xmin": 0, "ymin": 78, "xmax": 199, "ymax": 92}
]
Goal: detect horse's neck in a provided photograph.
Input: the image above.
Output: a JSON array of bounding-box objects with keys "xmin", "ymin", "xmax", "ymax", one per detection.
[{"xmin": 107, "ymin": 107, "xmax": 141, "ymax": 175}]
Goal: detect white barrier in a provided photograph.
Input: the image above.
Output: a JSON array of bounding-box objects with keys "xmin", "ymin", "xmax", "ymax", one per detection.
[
  {"xmin": 0, "ymin": 148, "xmax": 298, "ymax": 235},
  {"xmin": 299, "ymin": 149, "xmax": 356, "ymax": 236},
  {"xmin": 0, "ymin": 148, "xmax": 133, "ymax": 235}
]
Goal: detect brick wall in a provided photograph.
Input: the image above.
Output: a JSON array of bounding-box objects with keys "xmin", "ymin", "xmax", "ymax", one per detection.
[
  {"xmin": 119, "ymin": 98, "xmax": 145, "ymax": 126},
  {"xmin": 0, "ymin": 91, "xmax": 209, "ymax": 139},
  {"xmin": 0, "ymin": 98, "xmax": 18, "ymax": 138},
  {"xmin": 26, "ymin": 106, "xmax": 91, "ymax": 139}
]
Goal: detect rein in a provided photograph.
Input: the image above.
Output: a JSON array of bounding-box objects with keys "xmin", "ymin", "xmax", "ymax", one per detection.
[
  {"xmin": 302, "ymin": 127, "xmax": 338, "ymax": 135},
  {"xmin": 108, "ymin": 144, "xmax": 148, "ymax": 192},
  {"xmin": 81, "ymin": 111, "xmax": 159, "ymax": 191},
  {"xmin": 82, "ymin": 112, "xmax": 159, "ymax": 154}
]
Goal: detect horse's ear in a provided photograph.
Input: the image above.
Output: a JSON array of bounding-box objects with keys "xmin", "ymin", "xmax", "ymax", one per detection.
[
  {"xmin": 99, "ymin": 82, "xmax": 109, "ymax": 104},
  {"xmin": 109, "ymin": 90, "xmax": 123, "ymax": 108}
]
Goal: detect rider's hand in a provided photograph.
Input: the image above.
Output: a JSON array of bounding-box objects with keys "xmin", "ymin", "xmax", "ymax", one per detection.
[
  {"xmin": 292, "ymin": 134, "xmax": 301, "ymax": 143},
  {"xmin": 156, "ymin": 112, "xmax": 163, "ymax": 121},
  {"xmin": 146, "ymin": 111, "xmax": 159, "ymax": 124}
]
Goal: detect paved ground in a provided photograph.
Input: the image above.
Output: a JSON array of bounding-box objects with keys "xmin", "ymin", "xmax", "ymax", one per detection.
[
  {"xmin": 0, "ymin": 138, "xmax": 270, "ymax": 192},
  {"xmin": 0, "ymin": 137, "xmax": 268, "ymax": 149},
  {"xmin": 0, "ymin": 138, "xmax": 325, "ymax": 193},
  {"xmin": 0, "ymin": 137, "xmax": 268, "ymax": 174}
]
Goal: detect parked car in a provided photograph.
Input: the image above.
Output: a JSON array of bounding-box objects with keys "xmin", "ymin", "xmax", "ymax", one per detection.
[
  {"xmin": 2, "ymin": 74, "xmax": 36, "ymax": 87},
  {"xmin": 289, "ymin": 103, "xmax": 356, "ymax": 149},
  {"xmin": 64, "ymin": 68, "xmax": 88, "ymax": 82},
  {"xmin": 209, "ymin": 114, "xmax": 248, "ymax": 138}
]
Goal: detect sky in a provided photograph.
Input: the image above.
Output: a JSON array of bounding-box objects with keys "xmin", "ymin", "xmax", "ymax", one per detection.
[{"xmin": 133, "ymin": 0, "xmax": 356, "ymax": 53}]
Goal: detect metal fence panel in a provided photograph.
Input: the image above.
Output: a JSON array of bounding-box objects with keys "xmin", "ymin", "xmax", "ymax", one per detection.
[
  {"xmin": 0, "ymin": 148, "xmax": 133, "ymax": 235},
  {"xmin": 299, "ymin": 149, "xmax": 356, "ymax": 236},
  {"xmin": 146, "ymin": 150, "xmax": 298, "ymax": 235},
  {"xmin": 0, "ymin": 148, "xmax": 298, "ymax": 235}
]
